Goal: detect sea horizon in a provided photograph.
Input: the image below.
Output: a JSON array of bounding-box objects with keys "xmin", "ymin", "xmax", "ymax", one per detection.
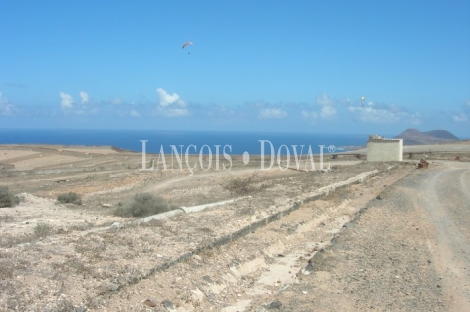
[{"xmin": 0, "ymin": 128, "xmax": 373, "ymax": 155}]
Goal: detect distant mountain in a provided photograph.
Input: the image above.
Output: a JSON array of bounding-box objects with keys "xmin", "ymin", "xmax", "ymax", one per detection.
[{"xmin": 394, "ymin": 128, "xmax": 460, "ymax": 145}]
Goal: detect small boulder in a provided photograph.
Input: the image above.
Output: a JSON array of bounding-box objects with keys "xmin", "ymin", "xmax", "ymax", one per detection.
[
  {"xmin": 143, "ymin": 299, "xmax": 156, "ymax": 307},
  {"xmin": 264, "ymin": 300, "xmax": 282, "ymax": 310},
  {"xmin": 161, "ymin": 300, "xmax": 176, "ymax": 311}
]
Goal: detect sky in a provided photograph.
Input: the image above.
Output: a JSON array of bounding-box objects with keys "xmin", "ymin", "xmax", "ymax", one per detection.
[{"xmin": 1, "ymin": 0, "xmax": 469, "ymax": 137}]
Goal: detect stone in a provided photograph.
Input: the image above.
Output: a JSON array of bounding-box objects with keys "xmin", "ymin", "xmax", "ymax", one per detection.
[
  {"xmin": 202, "ymin": 275, "xmax": 214, "ymax": 284},
  {"xmin": 143, "ymin": 299, "xmax": 156, "ymax": 307},
  {"xmin": 161, "ymin": 299, "xmax": 176, "ymax": 311},
  {"xmin": 264, "ymin": 300, "xmax": 282, "ymax": 310},
  {"xmin": 191, "ymin": 287, "xmax": 205, "ymax": 302},
  {"xmin": 110, "ymin": 222, "xmax": 120, "ymax": 228},
  {"xmin": 302, "ymin": 262, "xmax": 314, "ymax": 275}
]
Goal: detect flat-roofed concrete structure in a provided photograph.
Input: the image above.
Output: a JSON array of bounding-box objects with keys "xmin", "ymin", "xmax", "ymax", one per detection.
[{"xmin": 367, "ymin": 135, "xmax": 403, "ymax": 162}]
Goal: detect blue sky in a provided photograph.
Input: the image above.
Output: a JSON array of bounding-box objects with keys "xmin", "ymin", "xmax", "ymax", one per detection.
[{"xmin": 1, "ymin": 0, "xmax": 469, "ymax": 137}]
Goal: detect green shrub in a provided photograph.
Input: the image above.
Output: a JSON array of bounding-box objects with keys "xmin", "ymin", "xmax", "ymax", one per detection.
[
  {"xmin": 34, "ymin": 223, "xmax": 53, "ymax": 238},
  {"xmin": 57, "ymin": 192, "xmax": 82, "ymax": 205},
  {"xmin": 0, "ymin": 186, "xmax": 20, "ymax": 208},
  {"xmin": 113, "ymin": 193, "xmax": 170, "ymax": 218}
]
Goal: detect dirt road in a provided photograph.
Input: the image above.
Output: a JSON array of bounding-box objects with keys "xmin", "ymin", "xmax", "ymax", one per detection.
[
  {"xmin": 419, "ymin": 162, "xmax": 470, "ymax": 311},
  {"xmin": 274, "ymin": 161, "xmax": 470, "ymax": 311}
]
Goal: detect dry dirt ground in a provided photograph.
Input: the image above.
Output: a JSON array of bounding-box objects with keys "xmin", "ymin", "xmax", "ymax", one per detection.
[{"xmin": 0, "ymin": 144, "xmax": 469, "ymax": 311}]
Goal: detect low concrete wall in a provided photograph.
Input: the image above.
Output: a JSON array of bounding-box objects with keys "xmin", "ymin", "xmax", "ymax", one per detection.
[
  {"xmin": 78, "ymin": 165, "xmax": 398, "ymax": 295},
  {"xmin": 180, "ymin": 197, "xmax": 247, "ymax": 214}
]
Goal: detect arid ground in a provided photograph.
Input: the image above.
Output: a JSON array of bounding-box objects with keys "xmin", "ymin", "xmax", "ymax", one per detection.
[{"xmin": 0, "ymin": 143, "xmax": 469, "ymax": 311}]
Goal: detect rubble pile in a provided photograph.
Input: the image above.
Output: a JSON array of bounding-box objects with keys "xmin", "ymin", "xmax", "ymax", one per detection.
[{"xmin": 417, "ymin": 159, "xmax": 429, "ymax": 169}]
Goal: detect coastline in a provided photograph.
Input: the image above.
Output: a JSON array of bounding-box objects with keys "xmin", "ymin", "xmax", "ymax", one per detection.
[{"xmin": 1, "ymin": 141, "xmax": 469, "ymax": 174}]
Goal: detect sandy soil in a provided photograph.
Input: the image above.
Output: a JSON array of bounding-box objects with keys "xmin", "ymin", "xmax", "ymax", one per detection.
[
  {"xmin": 0, "ymin": 143, "xmax": 469, "ymax": 311},
  {"xmin": 60, "ymin": 147, "xmax": 120, "ymax": 155},
  {"xmin": 0, "ymin": 150, "xmax": 39, "ymax": 162},
  {"xmin": 13, "ymin": 155, "xmax": 86, "ymax": 170}
]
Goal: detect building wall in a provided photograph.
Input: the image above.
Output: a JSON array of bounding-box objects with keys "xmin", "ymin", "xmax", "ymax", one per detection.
[{"xmin": 367, "ymin": 139, "xmax": 403, "ymax": 161}]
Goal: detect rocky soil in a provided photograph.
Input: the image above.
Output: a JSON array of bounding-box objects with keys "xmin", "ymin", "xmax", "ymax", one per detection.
[{"xmin": 1, "ymin": 144, "xmax": 469, "ymax": 311}]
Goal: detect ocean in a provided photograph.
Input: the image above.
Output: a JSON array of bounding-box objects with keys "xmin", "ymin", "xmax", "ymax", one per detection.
[{"xmin": 0, "ymin": 129, "xmax": 368, "ymax": 155}]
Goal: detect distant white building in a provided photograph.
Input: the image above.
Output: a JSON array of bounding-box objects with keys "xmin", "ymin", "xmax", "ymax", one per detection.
[{"xmin": 367, "ymin": 135, "xmax": 403, "ymax": 162}]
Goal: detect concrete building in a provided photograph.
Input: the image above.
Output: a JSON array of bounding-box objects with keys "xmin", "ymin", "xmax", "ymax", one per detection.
[{"xmin": 367, "ymin": 135, "xmax": 403, "ymax": 162}]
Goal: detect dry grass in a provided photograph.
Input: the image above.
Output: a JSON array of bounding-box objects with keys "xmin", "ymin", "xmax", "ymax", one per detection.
[
  {"xmin": 57, "ymin": 192, "xmax": 83, "ymax": 205},
  {"xmin": 0, "ymin": 186, "xmax": 20, "ymax": 208},
  {"xmin": 34, "ymin": 222, "xmax": 53, "ymax": 238},
  {"xmin": 113, "ymin": 192, "xmax": 172, "ymax": 218},
  {"xmin": 0, "ymin": 222, "xmax": 55, "ymax": 247}
]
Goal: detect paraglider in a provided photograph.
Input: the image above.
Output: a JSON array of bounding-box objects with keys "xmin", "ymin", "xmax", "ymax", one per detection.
[
  {"xmin": 182, "ymin": 41, "xmax": 193, "ymax": 54},
  {"xmin": 361, "ymin": 96, "xmax": 366, "ymax": 106},
  {"xmin": 182, "ymin": 41, "xmax": 193, "ymax": 49}
]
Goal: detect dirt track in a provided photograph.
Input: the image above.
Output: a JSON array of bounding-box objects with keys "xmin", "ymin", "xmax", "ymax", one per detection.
[
  {"xmin": 273, "ymin": 161, "xmax": 470, "ymax": 311},
  {"xmin": 418, "ymin": 161, "xmax": 470, "ymax": 311}
]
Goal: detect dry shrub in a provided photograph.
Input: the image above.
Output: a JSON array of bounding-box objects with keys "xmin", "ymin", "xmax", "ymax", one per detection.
[
  {"xmin": 34, "ymin": 222, "xmax": 53, "ymax": 238},
  {"xmin": 113, "ymin": 193, "xmax": 170, "ymax": 218},
  {"xmin": 224, "ymin": 172, "xmax": 259, "ymax": 195},
  {"xmin": 57, "ymin": 192, "xmax": 82, "ymax": 205},
  {"xmin": 0, "ymin": 186, "xmax": 20, "ymax": 208}
]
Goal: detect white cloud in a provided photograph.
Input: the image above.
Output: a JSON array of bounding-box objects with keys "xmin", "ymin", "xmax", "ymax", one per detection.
[
  {"xmin": 349, "ymin": 105, "xmax": 398, "ymax": 123},
  {"xmin": 299, "ymin": 93, "xmax": 337, "ymax": 122},
  {"xmin": 320, "ymin": 105, "xmax": 336, "ymax": 119},
  {"xmin": 348, "ymin": 102, "xmax": 420, "ymax": 124},
  {"xmin": 130, "ymin": 109, "xmax": 141, "ymax": 117},
  {"xmin": 208, "ymin": 104, "xmax": 236, "ymax": 118},
  {"xmin": 80, "ymin": 91, "xmax": 89, "ymax": 104},
  {"xmin": 0, "ymin": 92, "xmax": 15, "ymax": 115},
  {"xmin": 453, "ymin": 112, "xmax": 467, "ymax": 122},
  {"xmin": 312, "ymin": 93, "xmax": 337, "ymax": 119},
  {"xmin": 110, "ymin": 98, "xmax": 123, "ymax": 105},
  {"xmin": 59, "ymin": 91, "xmax": 99, "ymax": 115},
  {"xmin": 155, "ymin": 88, "xmax": 189, "ymax": 117},
  {"xmin": 302, "ymin": 110, "xmax": 318, "ymax": 122},
  {"xmin": 259, "ymin": 108, "xmax": 288, "ymax": 119},
  {"xmin": 156, "ymin": 88, "xmax": 186, "ymax": 107},
  {"xmin": 163, "ymin": 108, "xmax": 190, "ymax": 117},
  {"xmin": 59, "ymin": 92, "xmax": 74, "ymax": 109},
  {"xmin": 316, "ymin": 93, "xmax": 334, "ymax": 106}
]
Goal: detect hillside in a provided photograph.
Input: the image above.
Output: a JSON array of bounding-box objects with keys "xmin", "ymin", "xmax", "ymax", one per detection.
[{"xmin": 394, "ymin": 128, "xmax": 460, "ymax": 145}]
